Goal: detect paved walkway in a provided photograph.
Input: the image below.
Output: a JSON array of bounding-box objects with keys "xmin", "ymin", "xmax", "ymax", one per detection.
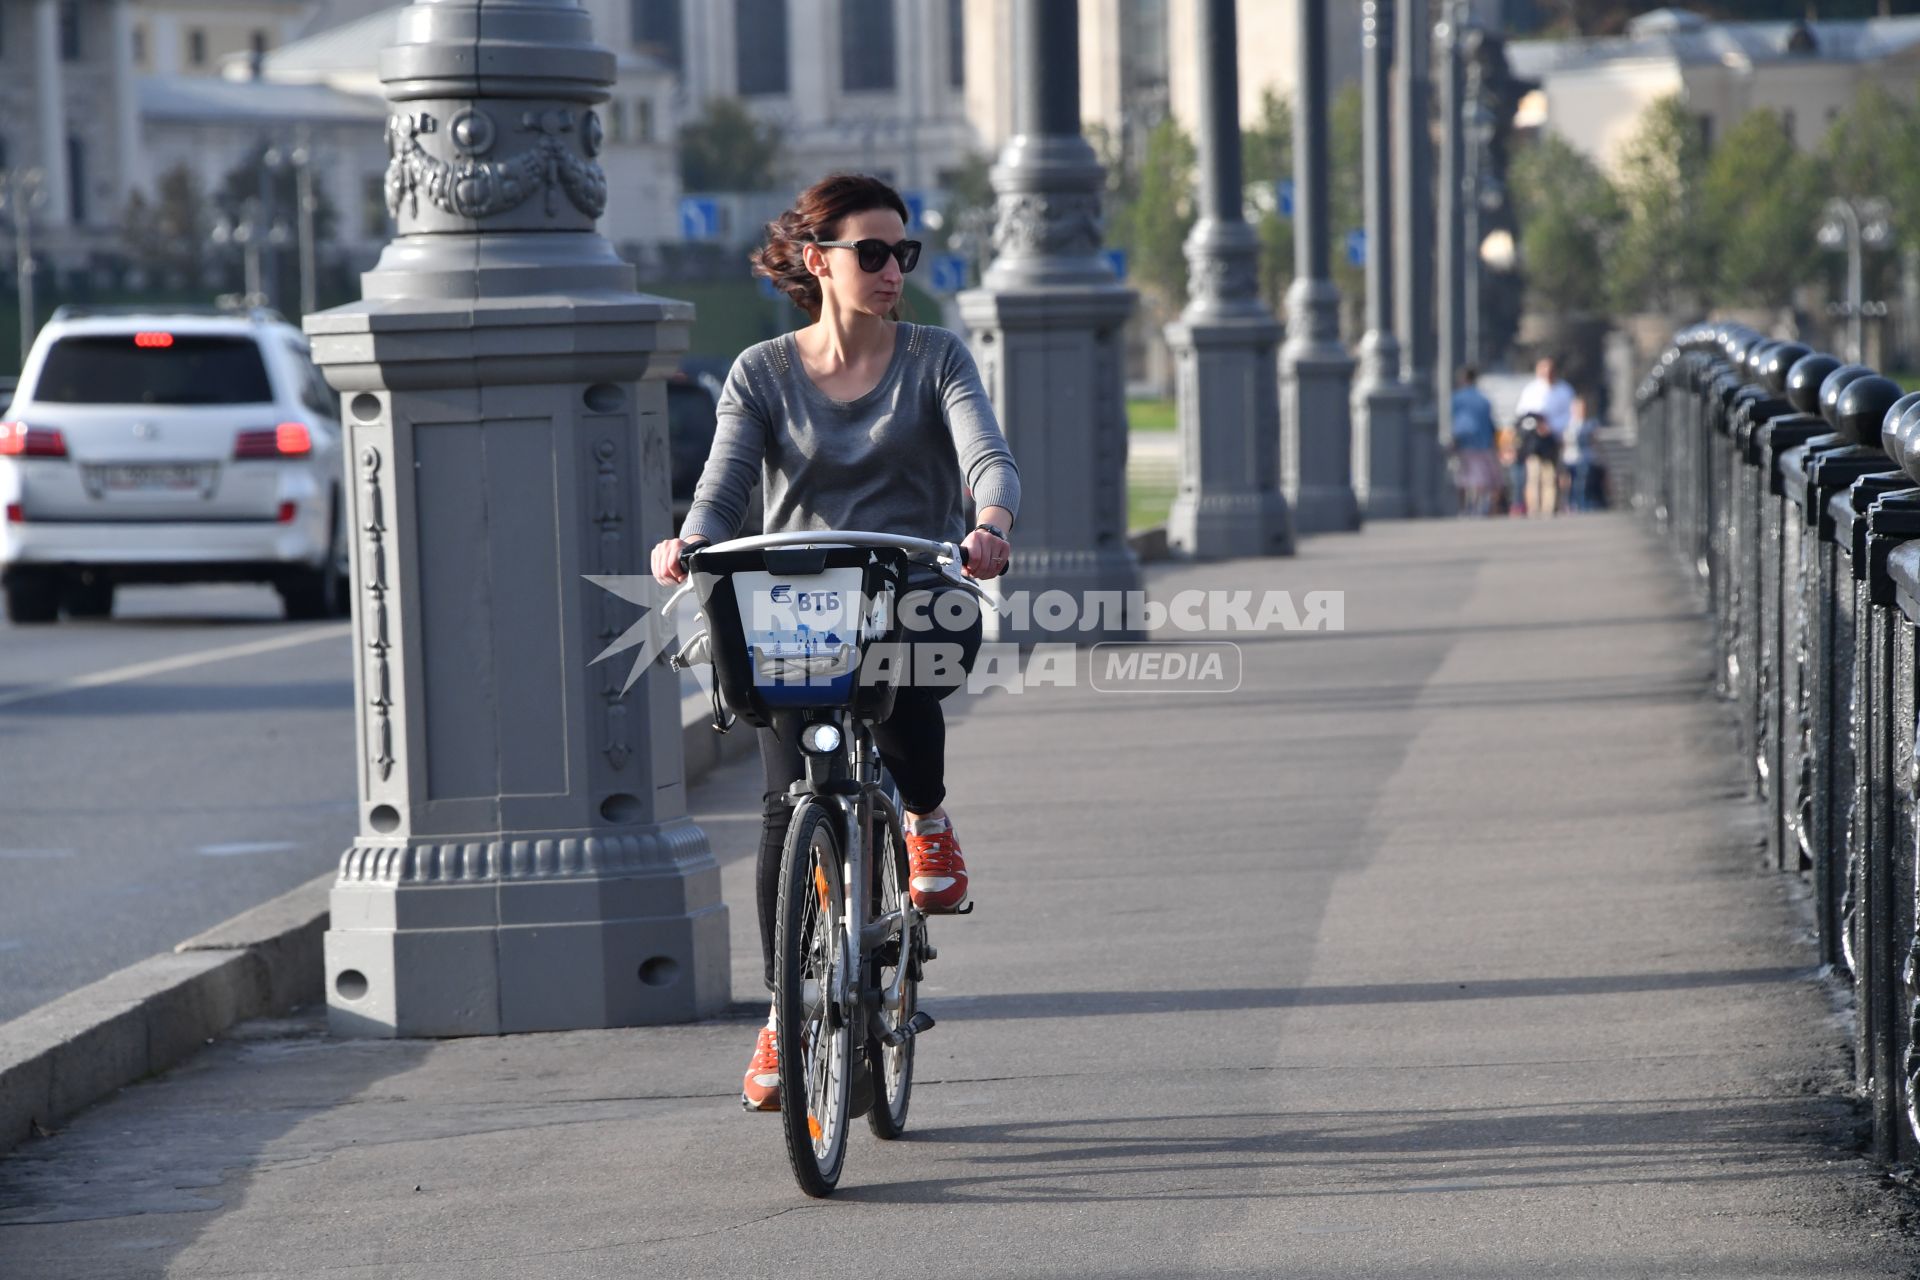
[{"xmin": 3, "ymin": 514, "xmax": 1915, "ymax": 1278}]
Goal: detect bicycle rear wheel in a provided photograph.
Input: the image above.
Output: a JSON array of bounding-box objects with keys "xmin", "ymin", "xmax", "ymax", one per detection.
[
  {"xmin": 866, "ymin": 793, "xmax": 918, "ymax": 1138},
  {"xmin": 776, "ymin": 799, "xmax": 852, "ymax": 1197}
]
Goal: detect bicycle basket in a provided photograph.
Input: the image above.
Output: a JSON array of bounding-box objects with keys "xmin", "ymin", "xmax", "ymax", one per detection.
[{"xmin": 690, "ymin": 543, "xmax": 908, "ymax": 728}]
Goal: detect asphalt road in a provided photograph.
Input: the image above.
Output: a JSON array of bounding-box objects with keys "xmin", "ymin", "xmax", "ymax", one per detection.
[
  {"xmin": 3, "ymin": 515, "xmax": 1915, "ymax": 1277},
  {"xmin": 0, "ymin": 584, "xmax": 356, "ymax": 1023}
]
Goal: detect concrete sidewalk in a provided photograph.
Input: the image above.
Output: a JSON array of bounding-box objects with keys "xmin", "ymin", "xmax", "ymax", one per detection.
[{"xmin": 3, "ymin": 514, "xmax": 1915, "ymax": 1278}]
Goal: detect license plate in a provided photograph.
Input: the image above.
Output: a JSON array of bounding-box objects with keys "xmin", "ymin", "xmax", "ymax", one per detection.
[{"xmin": 86, "ymin": 463, "xmax": 214, "ymax": 492}]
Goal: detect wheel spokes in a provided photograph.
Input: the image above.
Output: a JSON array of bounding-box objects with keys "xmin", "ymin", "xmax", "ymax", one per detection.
[{"xmin": 799, "ymin": 841, "xmax": 843, "ymax": 1158}]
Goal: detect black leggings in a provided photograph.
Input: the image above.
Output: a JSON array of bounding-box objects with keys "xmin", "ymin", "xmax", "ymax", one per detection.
[{"xmin": 752, "ymin": 583, "xmax": 983, "ymax": 991}]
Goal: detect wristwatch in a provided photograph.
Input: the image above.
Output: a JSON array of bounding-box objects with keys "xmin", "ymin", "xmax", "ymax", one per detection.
[{"xmin": 974, "ymin": 522, "xmax": 1007, "ymax": 541}]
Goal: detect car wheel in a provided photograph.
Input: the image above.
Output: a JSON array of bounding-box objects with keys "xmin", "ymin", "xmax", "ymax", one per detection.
[
  {"xmin": 278, "ymin": 492, "xmax": 347, "ymax": 622},
  {"xmin": 5, "ymin": 570, "xmax": 60, "ymax": 625},
  {"xmin": 61, "ymin": 574, "xmax": 115, "ymax": 620},
  {"xmin": 325, "ymin": 491, "xmax": 352, "ymax": 619}
]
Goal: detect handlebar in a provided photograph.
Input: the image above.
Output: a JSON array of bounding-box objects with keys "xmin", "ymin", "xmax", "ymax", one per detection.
[
  {"xmin": 679, "ymin": 529, "xmax": 964, "ymax": 569},
  {"xmin": 676, "ymin": 529, "xmax": 992, "ymax": 604}
]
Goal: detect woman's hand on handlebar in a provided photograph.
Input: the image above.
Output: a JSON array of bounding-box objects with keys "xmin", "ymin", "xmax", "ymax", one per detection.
[
  {"xmin": 650, "ymin": 535, "xmax": 707, "ymax": 585},
  {"xmin": 960, "ymin": 527, "xmax": 1010, "ymax": 580}
]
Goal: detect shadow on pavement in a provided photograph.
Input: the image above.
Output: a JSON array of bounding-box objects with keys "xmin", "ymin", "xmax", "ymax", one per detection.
[{"xmin": 929, "ymin": 966, "xmax": 1810, "ymax": 1022}]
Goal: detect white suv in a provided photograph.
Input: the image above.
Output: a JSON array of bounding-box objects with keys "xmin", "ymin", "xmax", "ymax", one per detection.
[{"xmin": 0, "ymin": 307, "xmax": 348, "ymax": 623}]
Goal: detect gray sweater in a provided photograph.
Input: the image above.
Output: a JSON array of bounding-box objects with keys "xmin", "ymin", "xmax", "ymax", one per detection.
[{"xmin": 679, "ymin": 322, "xmax": 1021, "ymax": 552}]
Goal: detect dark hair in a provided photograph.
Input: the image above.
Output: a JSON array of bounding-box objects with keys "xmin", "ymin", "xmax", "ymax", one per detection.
[
  {"xmin": 1459, "ymin": 364, "xmax": 1479, "ymax": 384},
  {"xmin": 753, "ymin": 173, "xmax": 911, "ymax": 321}
]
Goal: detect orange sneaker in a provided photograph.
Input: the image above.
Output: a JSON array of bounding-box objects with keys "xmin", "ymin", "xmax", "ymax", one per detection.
[
  {"xmin": 741, "ymin": 1025, "xmax": 780, "ymax": 1111},
  {"xmin": 906, "ymin": 820, "xmax": 970, "ymax": 913}
]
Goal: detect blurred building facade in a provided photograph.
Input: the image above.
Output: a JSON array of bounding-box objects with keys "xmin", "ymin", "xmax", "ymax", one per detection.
[
  {"xmin": 0, "ymin": 0, "xmax": 678, "ymax": 285},
  {"xmin": 639, "ymin": 0, "xmax": 976, "ymax": 198},
  {"xmin": 1507, "ymin": 8, "xmax": 1920, "ymax": 173}
]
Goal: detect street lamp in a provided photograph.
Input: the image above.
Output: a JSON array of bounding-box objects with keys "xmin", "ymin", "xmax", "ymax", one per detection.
[
  {"xmin": 0, "ymin": 169, "xmax": 49, "ymax": 367},
  {"xmin": 264, "ymin": 132, "xmax": 318, "ymax": 318},
  {"xmin": 1820, "ymin": 195, "xmax": 1893, "ymax": 364},
  {"xmin": 1463, "ymin": 92, "xmax": 1494, "ymax": 366},
  {"xmin": 211, "ymin": 195, "xmax": 269, "ymax": 306}
]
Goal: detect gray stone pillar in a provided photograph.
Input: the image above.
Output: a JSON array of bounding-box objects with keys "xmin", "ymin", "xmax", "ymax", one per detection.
[
  {"xmin": 1351, "ymin": 0, "xmax": 1413, "ymax": 520},
  {"xmin": 1164, "ymin": 0, "xmax": 1291, "ymax": 559},
  {"xmin": 1394, "ymin": 0, "xmax": 1440, "ymax": 516},
  {"xmin": 109, "ymin": 0, "xmax": 144, "ymax": 208},
  {"xmin": 1280, "ymin": 0, "xmax": 1361, "ymax": 534},
  {"xmin": 33, "ymin": 0, "xmax": 71, "ymax": 228},
  {"xmin": 306, "ymin": 0, "xmax": 727, "ymax": 1037},
  {"xmin": 958, "ymin": 0, "xmax": 1143, "ymax": 643}
]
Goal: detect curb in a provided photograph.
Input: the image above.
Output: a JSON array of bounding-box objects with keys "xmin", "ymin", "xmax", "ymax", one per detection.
[
  {"xmin": 0, "ymin": 693, "xmax": 756, "ymax": 1159},
  {"xmin": 0, "ymin": 874, "xmax": 330, "ymax": 1158}
]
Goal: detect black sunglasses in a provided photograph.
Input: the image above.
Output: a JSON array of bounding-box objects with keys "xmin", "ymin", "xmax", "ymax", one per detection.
[{"xmin": 813, "ymin": 237, "xmax": 921, "ymax": 274}]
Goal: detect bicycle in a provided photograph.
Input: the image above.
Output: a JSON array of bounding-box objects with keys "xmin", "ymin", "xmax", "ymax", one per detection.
[{"xmin": 662, "ymin": 529, "xmax": 991, "ymax": 1197}]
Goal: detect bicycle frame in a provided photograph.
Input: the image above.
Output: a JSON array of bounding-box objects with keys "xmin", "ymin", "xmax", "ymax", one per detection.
[
  {"xmin": 788, "ymin": 711, "xmax": 910, "ymax": 1050},
  {"xmin": 669, "ymin": 530, "xmax": 981, "ymax": 1041}
]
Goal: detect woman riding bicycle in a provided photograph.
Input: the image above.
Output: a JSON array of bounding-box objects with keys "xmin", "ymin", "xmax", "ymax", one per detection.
[{"xmin": 648, "ymin": 173, "xmax": 1020, "ymax": 1112}]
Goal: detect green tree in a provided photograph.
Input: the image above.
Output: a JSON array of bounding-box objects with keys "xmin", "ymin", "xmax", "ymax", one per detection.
[
  {"xmin": 1702, "ymin": 108, "xmax": 1825, "ymax": 306},
  {"xmin": 122, "ymin": 164, "xmax": 211, "ymax": 289},
  {"xmin": 1823, "ymin": 84, "xmax": 1920, "ymax": 251},
  {"xmin": 933, "ymin": 150, "xmax": 995, "ymax": 283},
  {"xmin": 1109, "ymin": 118, "xmax": 1197, "ymax": 310},
  {"xmin": 1327, "ymin": 83, "xmax": 1366, "ymax": 321},
  {"xmin": 1241, "ymin": 89, "xmax": 1295, "ymax": 314},
  {"xmin": 1509, "ymin": 132, "xmax": 1620, "ymax": 314},
  {"xmin": 679, "ymin": 97, "xmax": 784, "ymax": 192},
  {"xmin": 1609, "ymin": 95, "xmax": 1712, "ymax": 314}
]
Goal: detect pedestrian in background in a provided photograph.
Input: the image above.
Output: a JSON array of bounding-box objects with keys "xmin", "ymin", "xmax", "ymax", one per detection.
[
  {"xmin": 1561, "ymin": 393, "xmax": 1602, "ymax": 513},
  {"xmin": 1516, "ymin": 354, "xmax": 1575, "ymax": 442},
  {"xmin": 1497, "ymin": 417, "xmax": 1526, "ymax": 516},
  {"xmin": 1449, "ymin": 365, "xmax": 1500, "ymax": 516},
  {"xmin": 1521, "ymin": 411, "xmax": 1559, "ymax": 518}
]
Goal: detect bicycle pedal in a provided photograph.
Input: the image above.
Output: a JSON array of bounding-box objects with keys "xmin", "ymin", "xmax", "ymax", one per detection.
[{"xmin": 879, "ymin": 1009, "xmax": 936, "ymax": 1049}]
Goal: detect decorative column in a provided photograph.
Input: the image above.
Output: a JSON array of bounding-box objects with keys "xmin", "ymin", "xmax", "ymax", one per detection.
[
  {"xmin": 306, "ymin": 0, "xmax": 727, "ymax": 1037},
  {"xmin": 1164, "ymin": 0, "xmax": 1291, "ymax": 559},
  {"xmin": 1351, "ymin": 0, "xmax": 1413, "ymax": 519},
  {"xmin": 33, "ymin": 0, "xmax": 71, "ymax": 228},
  {"xmin": 1435, "ymin": 0, "xmax": 1468, "ymax": 509},
  {"xmin": 1280, "ymin": 0, "xmax": 1361, "ymax": 534},
  {"xmin": 1395, "ymin": 0, "xmax": 1440, "ymax": 515},
  {"xmin": 110, "ymin": 0, "xmax": 145, "ymax": 208},
  {"xmin": 958, "ymin": 0, "xmax": 1142, "ymax": 643}
]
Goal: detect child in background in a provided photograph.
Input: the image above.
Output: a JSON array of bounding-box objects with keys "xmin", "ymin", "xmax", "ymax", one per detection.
[
  {"xmin": 1497, "ymin": 419, "xmax": 1525, "ymax": 516},
  {"xmin": 1562, "ymin": 395, "xmax": 1602, "ymax": 513}
]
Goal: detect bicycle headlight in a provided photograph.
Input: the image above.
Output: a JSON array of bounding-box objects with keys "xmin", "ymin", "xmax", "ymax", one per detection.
[{"xmin": 800, "ymin": 722, "xmax": 843, "ymax": 755}]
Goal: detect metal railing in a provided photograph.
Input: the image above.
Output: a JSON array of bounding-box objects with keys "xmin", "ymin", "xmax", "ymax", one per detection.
[{"xmin": 1637, "ymin": 326, "xmax": 1920, "ymax": 1163}]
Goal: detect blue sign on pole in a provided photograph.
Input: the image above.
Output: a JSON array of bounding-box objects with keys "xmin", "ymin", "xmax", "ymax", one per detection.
[
  {"xmin": 679, "ymin": 196, "xmax": 722, "ymax": 242},
  {"xmin": 1345, "ymin": 228, "xmax": 1367, "ymax": 267},
  {"xmin": 903, "ymin": 191, "xmax": 928, "ymax": 229},
  {"xmin": 928, "ymin": 253, "xmax": 969, "ymax": 294},
  {"xmin": 1277, "ymin": 179, "xmax": 1295, "ymax": 220},
  {"xmin": 1103, "ymin": 248, "xmax": 1128, "ymax": 281}
]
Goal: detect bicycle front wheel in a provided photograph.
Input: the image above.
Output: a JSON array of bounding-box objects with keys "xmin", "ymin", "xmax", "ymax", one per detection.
[{"xmin": 776, "ymin": 798, "xmax": 852, "ymax": 1197}]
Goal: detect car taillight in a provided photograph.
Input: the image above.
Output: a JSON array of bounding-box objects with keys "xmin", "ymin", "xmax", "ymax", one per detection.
[
  {"xmin": 235, "ymin": 423, "xmax": 312, "ymax": 459},
  {"xmin": 0, "ymin": 422, "xmax": 68, "ymax": 458},
  {"xmin": 6, "ymin": 503, "xmax": 22, "ymax": 523},
  {"xmin": 277, "ymin": 501, "xmax": 297, "ymax": 524}
]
